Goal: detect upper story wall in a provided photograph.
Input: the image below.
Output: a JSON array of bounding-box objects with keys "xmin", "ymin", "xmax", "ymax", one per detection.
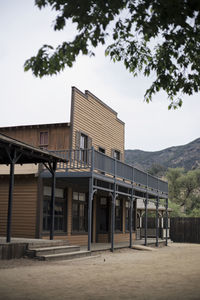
[
  {"xmin": 0, "ymin": 123, "xmax": 70, "ymax": 151},
  {"xmin": 70, "ymin": 87, "xmax": 125, "ymax": 160}
]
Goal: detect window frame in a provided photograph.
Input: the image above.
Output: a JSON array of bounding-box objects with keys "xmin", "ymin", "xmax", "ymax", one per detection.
[
  {"xmin": 115, "ymin": 198, "xmax": 123, "ymax": 232},
  {"xmin": 72, "ymin": 191, "xmax": 88, "ymax": 234},
  {"xmin": 39, "ymin": 131, "xmax": 49, "ymax": 148},
  {"xmin": 42, "ymin": 186, "xmax": 66, "ymax": 233}
]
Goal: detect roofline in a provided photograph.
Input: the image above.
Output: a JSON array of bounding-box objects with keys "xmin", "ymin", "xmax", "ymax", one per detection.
[
  {"xmin": 0, "ymin": 122, "xmax": 70, "ymax": 130},
  {"xmin": 72, "ymin": 86, "xmax": 125, "ymax": 125}
]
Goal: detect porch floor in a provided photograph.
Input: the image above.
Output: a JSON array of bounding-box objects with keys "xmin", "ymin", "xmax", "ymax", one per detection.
[{"xmin": 81, "ymin": 238, "xmax": 169, "ymax": 252}]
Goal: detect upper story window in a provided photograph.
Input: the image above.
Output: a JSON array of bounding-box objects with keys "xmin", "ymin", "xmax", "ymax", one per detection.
[
  {"xmin": 80, "ymin": 133, "xmax": 88, "ymax": 149},
  {"xmin": 113, "ymin": 150, "xmax": 120, "ymax": 160},
  {"xmin": 39, "ymin": 131, "xmax": 48, "ymax": 148},
  {"xmin": 98, "ymin": 147, "xmax": 105, "ymax": 154}
]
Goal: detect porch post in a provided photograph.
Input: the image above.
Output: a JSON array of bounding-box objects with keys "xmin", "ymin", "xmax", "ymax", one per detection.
[
  {"xmin": 88, "ymin": 177, "xmax": 93, "ymax": 251},
  {"xmin": 165, "ymin": 198, "xmax": 168, "ymax": 246},
  {"xmin": 6, "ymin": 160, "xmax": 15, "ymax": 243},
  {"xmin": 156, "ymin": 196, "xmax": 159, "ymax": 247},
  {"xmin": 129, "ymin": 189, "xmax": 134, "ymax": 248},
  {"xmin": 144, "ymin": 193, "xmax": 148, "ymax": 246},
  {"xmin": 111, "ymin": 158, "xmax": 117, "ymax": 252},
  {"xmin": 88, "ymin": 147, "xmax": 94, "ymax": 251},
  {"xmin": 50, "ymin": 161, "xmax": 57, "ymax": 240}
]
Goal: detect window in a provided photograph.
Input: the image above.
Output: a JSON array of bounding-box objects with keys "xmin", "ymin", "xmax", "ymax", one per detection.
[
  {"xmin": 80, "ymin": 133, "xmax": 88, "ymax": 162},
  {"xmin": 39, "ymin": 131, "xmax": 48, "ymax": 148},
  {"xmin": 98, "ymin": 147, "xmax": 105, "ymax": 154},
  {"xmin": 115, "ymin": 199, "xmax": 122, "ymax": 231},
  {"xmin": 43, "ymin": 186, "xmax": 66, "ymax": 232},
  {"xmin": 72, "ymin": 192, "xmax": 88, "ymax": 232},
  {"xmin": 125, "ymin": 201, "xmax": 130, "ymax": 231},
  {"xmin": 113, "ymin": 150, "xmax": 120, "ymax": 160},
  {"xmin": 98, "ymin": 197, "xmax": 109, "ymax": 232}
]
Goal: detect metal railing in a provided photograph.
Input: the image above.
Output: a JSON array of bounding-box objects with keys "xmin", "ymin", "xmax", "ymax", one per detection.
[{"xmin": 51, "ymin": 148, "xmax": 168, "ymax": 194}]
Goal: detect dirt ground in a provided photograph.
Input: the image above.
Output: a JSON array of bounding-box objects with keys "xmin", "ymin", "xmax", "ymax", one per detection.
[{"xmin": 0, "ymin": 243, "xmax": 200, "ymax": 300}]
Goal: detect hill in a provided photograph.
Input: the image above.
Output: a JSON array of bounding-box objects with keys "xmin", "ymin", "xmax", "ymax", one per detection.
[{"xmin": 125, "ymin": 138, "xmax": 200, "ymax": 172}]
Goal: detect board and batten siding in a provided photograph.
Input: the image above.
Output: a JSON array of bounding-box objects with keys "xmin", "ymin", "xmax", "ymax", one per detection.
[
  {"xmin": 0, "ymin": 124, "xmax": 70, "ymax": 150},
  {"xmin": 0, "ymin": 175, "xmax": 38, "ymax": 238},
  {"xmin": 71, "ymin": 87, "xmax": 125, "ymax": 161}
]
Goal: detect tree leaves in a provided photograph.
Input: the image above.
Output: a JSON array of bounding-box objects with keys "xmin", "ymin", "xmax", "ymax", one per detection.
[{"xmin": 25, "ymin": 0, "xmax": 200, "ymax": 108}]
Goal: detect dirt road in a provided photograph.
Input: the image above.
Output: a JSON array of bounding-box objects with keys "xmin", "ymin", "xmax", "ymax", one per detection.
[{"xmin": 0, "ymin": 243, "xmax": 200, "ymax": 299}]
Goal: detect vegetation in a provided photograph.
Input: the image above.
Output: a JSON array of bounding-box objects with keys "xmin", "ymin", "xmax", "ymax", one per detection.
[
  {"xmin": 166, "ymin": 168, "xmax": 200, "ymax": 217},
  {"xmin": 24, "ymin": 0, "xmax": 200, "ymax": 108}
]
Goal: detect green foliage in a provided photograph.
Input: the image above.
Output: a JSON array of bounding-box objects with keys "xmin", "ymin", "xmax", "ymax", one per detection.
[
  {"xmin": 24, "ymin": 0, "xmax": 200, "ymax": 108},
  {"xmin": 168, "ymin": 199, "xmax": 186, "ymax": 217},
  {"xmin": 166, "ymin": 168, "xmax": 200, "ymax": 216},
  {"xmin": 148, "ymin": 163, "xmax": 166, "ymax": 177}
]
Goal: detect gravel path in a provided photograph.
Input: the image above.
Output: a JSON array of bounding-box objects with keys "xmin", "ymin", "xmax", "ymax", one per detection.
[{"xmin": 0, "ymin": 243, "xmax": 200, "ymax": 299}]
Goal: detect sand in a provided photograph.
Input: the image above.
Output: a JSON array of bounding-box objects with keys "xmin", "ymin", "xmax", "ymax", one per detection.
[{"xmin": 0, "ymin": 243, "xmax": 200, "ymax": 300}]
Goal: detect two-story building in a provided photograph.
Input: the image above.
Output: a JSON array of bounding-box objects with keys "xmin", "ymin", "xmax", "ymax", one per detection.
[{"xmin": 0, "ymin": 87, "xmax": 169, "ymax": 250}]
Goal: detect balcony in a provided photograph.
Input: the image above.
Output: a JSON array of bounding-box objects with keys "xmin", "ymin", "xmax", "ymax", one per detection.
[{"xmin": 50, "ymin": 148, "xmax": 168, "ymax": 197}]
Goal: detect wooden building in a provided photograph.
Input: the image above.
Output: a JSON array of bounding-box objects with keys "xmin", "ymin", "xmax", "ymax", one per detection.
[{"xmin": 0, "ymin": 87, "xmax": 169, "ymax": 249}]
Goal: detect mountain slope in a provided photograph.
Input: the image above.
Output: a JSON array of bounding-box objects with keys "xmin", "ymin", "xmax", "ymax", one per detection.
[{"xmin": 125, "ymin": 138, "xmax": 200, "ymax": 171}]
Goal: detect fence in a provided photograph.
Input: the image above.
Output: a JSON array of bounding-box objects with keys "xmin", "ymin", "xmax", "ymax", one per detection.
[{"xmin": 170, "ymin": 217, "xmax": 200, "ymax": 243}]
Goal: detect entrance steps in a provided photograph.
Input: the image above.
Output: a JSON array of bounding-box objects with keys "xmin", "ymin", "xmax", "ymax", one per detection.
[{"xmin": 26, "ymin": 240, "xmax": 91, "ymax": 261}]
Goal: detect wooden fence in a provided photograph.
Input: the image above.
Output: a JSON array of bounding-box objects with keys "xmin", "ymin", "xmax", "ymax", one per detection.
[{"xmin": 170, "ymin": 217, "xmax": 200, "ymax": 243}]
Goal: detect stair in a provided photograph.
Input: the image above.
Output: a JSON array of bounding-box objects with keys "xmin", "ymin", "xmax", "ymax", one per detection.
[{"xmin": 26, "ymin": 240, "xmax": 91, "ymax": 261}]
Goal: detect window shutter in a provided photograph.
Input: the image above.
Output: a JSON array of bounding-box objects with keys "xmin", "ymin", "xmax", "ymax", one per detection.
[
  {"xmin": 88, "ymin": 136, "xmax": 92, "ymax": 149},
  {"xmin": 111, "ymin": 149, "xmax": 114, "ymax": 158},
  {"xmin": 75, "ymin": 130, "xmax": 81, "ymax": 149}
]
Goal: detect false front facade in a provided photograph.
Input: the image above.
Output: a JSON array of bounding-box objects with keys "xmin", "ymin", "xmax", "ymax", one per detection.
[{"xmin": 0, "ymin": 87, "xmax": 169, "ymax": 249}]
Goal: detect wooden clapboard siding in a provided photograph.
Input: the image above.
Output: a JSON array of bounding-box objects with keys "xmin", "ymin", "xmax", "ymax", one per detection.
[
  {"xmin": 97, "ymin": 234, "xmax": 109, "ymax": 243},
  {"xmin": 0, "ymin": 123, "xmax": 70, "ymax": 150},
  {"xmin": 0, "ymin": 175, "xmax": 38, "ymax": 238},
  {"xmin": 114, "ymin": 233, "xmax": 136, "ymax": 243},
  {"xmin": 71, "ymin": 87, "xmax": 125, "ymax": 160}
]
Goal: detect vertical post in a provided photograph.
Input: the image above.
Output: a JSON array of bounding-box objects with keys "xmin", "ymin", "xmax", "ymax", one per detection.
[
  {"xmin": 156, "ymin": 196, "xmax": 159, "ymax": 247},
  {"xmin": 129, "ymin": 189, "xmax": 134, "ymax": 248},
  {"xmin": 88, "ymin": 177, "xmax": 93, "ymax": 251},
  {"xmin": 6, "ymin": 161, "xmax": 15, "ymax": 243},
  {"xmin": 144, "ymin": 194, "xmax": 148, "ymax": 246},
  {"xmin": 165, "ymin": 198, "xmax": 168, "ymax": 246},
  {"xmin": 50, "ymin": 162, "xmax": 56, "ymax": 240},
  {"xmin": 111, "ymin": 190, "xmax": 116, "ymax": 252},
  {"xmin": 88, "ymin": 147, "xmax": 94, "ymax": 251},
  {"xmin": 111, "ymin": 158, "xmax": 116, "ymax": 252}
]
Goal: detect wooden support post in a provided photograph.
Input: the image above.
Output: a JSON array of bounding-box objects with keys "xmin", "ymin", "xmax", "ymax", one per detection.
[
  {"xmin": 144, "ymin": 194, "xmax": 148, "ymax": 246},
  {"xmin": 50, "ymin": 161, "xmax": 57, "ymax": 240},
  {"xmin": 129, "ymin": 189, "xmax": 134, "ymax": 248},
  {"xmin": 156, "ymin": 196, "xmax": 159, "ymax": 247},
  {"xmin": 165, "ymin": 198, "xmax": 168, "ymax": 246},
  {"xmin": 6, "ymin": 161, "xmax": 15, "ymax": 243},
  {"xmin": 88, "ymin": 177, "xmax": 93, "ymax": 251}
]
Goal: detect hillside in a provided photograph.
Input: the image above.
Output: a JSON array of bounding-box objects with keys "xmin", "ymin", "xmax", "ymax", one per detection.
[{"xmin": 125, "ymin": 138, "xmax": 200, "ymax": 172}]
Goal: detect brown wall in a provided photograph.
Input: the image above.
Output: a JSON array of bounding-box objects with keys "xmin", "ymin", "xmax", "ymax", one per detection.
[
  {"xmin": 0, "ymin": 124, "xmax": 70, "ymax": 150},
  {"xmin": 0, "ymin": 175, "xmax": 38, "ymax": 238},
  {"xmin": 71, "ymin": 87, "xmax": 125, "ymax": 160}
]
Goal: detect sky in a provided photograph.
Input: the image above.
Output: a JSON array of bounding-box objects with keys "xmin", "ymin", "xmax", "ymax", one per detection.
[{"xmin": 0, "ymin": 1, "xmax": 200, "ymax": 151}]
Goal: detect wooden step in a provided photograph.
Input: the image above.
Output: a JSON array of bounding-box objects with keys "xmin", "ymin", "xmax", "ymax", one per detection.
[
  {"xmin": 28, "ymin": 240, "xmax": 69, "ymax": 250},
  {"xmin": 37, "ymin": 250, "xmax": 91, "ymax": 261},
  {"xmin": 26, "ymin": 245, "xmax": 80, "ymax": 258}
]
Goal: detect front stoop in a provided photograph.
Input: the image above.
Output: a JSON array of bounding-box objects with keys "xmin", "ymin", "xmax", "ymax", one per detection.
[
  {"xmin": 38, "ymin": 250, "xmax": 91, "ymax": 261},
  {"xmin": 26, "ymin": 242, "xmax": 91, "ymax": 261}
]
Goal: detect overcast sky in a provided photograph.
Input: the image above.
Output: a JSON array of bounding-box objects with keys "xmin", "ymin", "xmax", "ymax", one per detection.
[{"xmin": 1, "ymin": 1, "xmax": 200, "ymax": 151}]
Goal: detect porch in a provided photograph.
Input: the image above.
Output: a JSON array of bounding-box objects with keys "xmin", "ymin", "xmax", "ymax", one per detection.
[{"xmin": 41, "ymin": 147, "xmax": 169, "ymax": 252}]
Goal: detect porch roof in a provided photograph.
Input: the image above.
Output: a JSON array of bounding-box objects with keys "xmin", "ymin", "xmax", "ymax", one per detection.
[{"xmin": 0, "ymin": 133, "xmax": 67, "ymax": 165}]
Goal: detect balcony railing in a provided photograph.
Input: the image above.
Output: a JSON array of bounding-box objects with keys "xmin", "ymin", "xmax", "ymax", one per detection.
[{"xmin": 50, "ymin": 148, "xmax": 168, "ymax": 195}]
